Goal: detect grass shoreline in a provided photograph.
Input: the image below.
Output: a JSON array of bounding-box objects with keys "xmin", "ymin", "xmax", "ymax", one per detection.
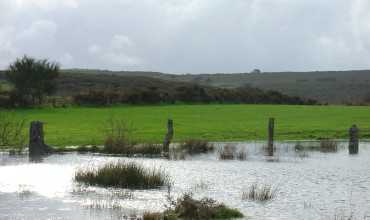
[{"xmin": 5, "ymin": 104, "xmax": 370, "ymax": 147}]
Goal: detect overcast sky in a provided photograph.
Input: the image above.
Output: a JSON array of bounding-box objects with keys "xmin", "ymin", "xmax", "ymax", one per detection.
[{"xmin": 0, "ymin": 0, "xmax": 369, "ymax": 73}]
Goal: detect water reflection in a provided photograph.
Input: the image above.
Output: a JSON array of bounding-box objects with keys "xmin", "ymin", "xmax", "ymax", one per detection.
[{"xmin": 0, "ymin": 141, "xmax": 369, "ymax": 220}]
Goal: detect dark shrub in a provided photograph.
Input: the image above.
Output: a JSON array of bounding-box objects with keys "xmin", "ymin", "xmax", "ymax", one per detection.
[{"xmin": 6, "ymin": 55, "xmax": 59, "ymax": 106}]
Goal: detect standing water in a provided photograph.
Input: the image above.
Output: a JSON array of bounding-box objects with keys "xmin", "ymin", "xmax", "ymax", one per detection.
[{"xmin": 0, "ymin": 141, "xmax": 370, "ymax": 220}]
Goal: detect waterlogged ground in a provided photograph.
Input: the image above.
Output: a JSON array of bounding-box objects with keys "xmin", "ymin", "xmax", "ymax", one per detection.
[{"xmin": 1, "ymin": 141, "xmax": 370, "ymax": 220}]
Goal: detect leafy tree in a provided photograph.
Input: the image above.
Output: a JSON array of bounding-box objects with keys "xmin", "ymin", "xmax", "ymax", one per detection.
[{"xmin": 5, "ymin": 55, "xmax": 60, "ymax": 105}]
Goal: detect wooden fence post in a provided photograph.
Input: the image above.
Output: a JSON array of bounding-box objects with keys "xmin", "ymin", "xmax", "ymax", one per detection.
[
  {"xmin": 267, "ymin": 118, "xmax": 275, "ymax": 156},
  {"xmin": 163, "ymin": 119, "xmax": 174, "ymax": 153},
  {"xmin": 349, "ymin": 124, "xmax": 359, "ymax": 154},
  {"xmin": 29, "ymin": 121, "xmax": 51, "ymax": 157}
]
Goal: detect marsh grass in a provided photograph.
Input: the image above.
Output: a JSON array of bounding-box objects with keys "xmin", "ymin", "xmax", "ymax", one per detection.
[
  {"xmin": 0, "ymin": 111, "xmax": 26, "ymax": 153},
  {"xmin": 84, "ymin": 199, "xmax": 123, "ymax": 210},
  {"xmin": 218, "ymin": 144, "xmax": 247, "ymax": 160},
  {"xmin": 172, "ymin": 193, "xmax": 243, "ymax": 220},
  {"xmin": 236, "ymin": 147, "xmax": 248, "ymax": 160},
  {"xmin": 333, "ymin": 210, "xmax": 356, "ymax": 220},
  {"xmin": 218, "ymin": 144, "xmax": 236, "ymax": 160},
  {"xmin": 143, "ymin": 212, "xmax": 163, "ymax": 220},
  {"xmin": 242, "ymin": 183, "xmax": 278, "ymax": 202},
  {"xmin": 133, "ymin": 143, "xmax": 162, "ymax": 155},
  {"xmin": 168, "ymin": 147, "xmax": 187, "ymax": 160},
  {"xmin": 17, "ymin": 185, "xmax": 33, "ymax": 199},
  {"xmin": 295, "ymin": 140, "xmax": 338, "ymax": 153},
  {"xmin": 102, "ymin": 118, "xmax": 136, "ymax": 154},
  {"xmin": 179, "ymin": 139, "xmax": 214, "ymax": 155},
  {"xmin": 320, "ymin": 139, "xmax": 338, "ymax": 152},
  {"xmin": 74, "ymin": 161, "xmax": 169, "ymax": 189}
]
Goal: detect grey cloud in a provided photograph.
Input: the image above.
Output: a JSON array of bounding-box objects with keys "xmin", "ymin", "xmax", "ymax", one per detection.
[{"xmin": 0, "ymin": 0, "xmax": 369, "ymax": 73}]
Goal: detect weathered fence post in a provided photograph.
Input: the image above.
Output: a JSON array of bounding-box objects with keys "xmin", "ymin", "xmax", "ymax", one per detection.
[
  {"xmin": 29, "ymin": 121, "xmax": 51, "ymax": 157},
  {"xmin": 163, "ymin": 119, "xmax": 174, "ymax": 153},
  {"xmin": 349, "ymin": 124, "xmax": 359, "ymax": 154},
  {"xmin": 267, "ymin": 118, "xmax": 275, "ymax": 156}
]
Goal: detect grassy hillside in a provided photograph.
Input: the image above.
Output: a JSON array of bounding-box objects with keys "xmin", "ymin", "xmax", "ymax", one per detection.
[
  {"xmin": 58, "ymin": 69, "xmax": 370, "ymax": 104},
  {"xmin": 55, "ymin": 71, "xmax": 191, "ymax": 96},
  {"xmin": 2, "ymin": 69, "xmax": 370, "ymax": 104},
  {"xmin": 11, "ymin": 104, "xmax": 370, "ymax": 146}
]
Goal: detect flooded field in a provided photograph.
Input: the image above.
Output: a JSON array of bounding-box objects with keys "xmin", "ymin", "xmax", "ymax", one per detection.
[{"xmin": 1, "ymin": 141, "xmax": 370, "ymax": 220}]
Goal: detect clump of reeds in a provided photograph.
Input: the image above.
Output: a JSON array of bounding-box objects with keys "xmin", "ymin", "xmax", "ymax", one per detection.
[
  {"xmin": 102, "ymin": 118, "xmax": 136, "ymax": 154},
  {"xmin": 143, "ymin": 212, "xmax": 163, "ymax": 220},
  {"xmin": 74, "ymin": 161, "xmax": 169, "ymax": 189},
  {"xmin": 320, "ymin": 139, "xmax": 338, "ymax": 152},
  {"xmin": 236, "ymin": 147, "xmax": 247, "ymax": 160},
  {"xmin": 132, "ymin": 143, "xmax": 162, "ymax": 155},
  {"xmin": 332, "ymin": 208, "xmax": 356, "ymax": 220},
  {"xmin": 175, "ymin": 194, "xmax": 243, "ymax": 219},
  {"xmin": 242, "ymin": 183, "xmax": 278, "ymax": 202},
  {"xmin": 179, "ymin": 139, "xmax": 214, "ymax": 155},
  {"xmin": 218, "ymin": 144, "xmax": 236, "ymax": 160},
  {"xmin": 0, "ymin": 112, "xmax": 26, "ymax": 153},
  {"xmin": 218, "ymin": 144, "xmax": 248, "ymax": 160},
  {"xmin": 168, "ymin": 147, "xmax": 187, "ymax": 160}
]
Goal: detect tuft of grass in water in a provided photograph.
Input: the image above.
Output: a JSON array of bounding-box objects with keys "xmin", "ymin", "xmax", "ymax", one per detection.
[
  {"xmin": 143, "ymin": 212, "xmax": 163, "ymax": 220},
  {"xmin": 218, "ymin": 144, "xmax": 248, "ymax": 161},
  {"xmin": 236, "ymin": 147, "xmax": 247, "ymax": 160},
  {"xmin": 143, "ymin": 212, "xmax": 178, "ymax": 220},
  {"xmin": 242, "ymin": 183, "xmax": 278, "ymax": 202},
  {"xmin": 320, "ymin": 139, "xmax": 338, "ymax": 152},
  {"xmin": 212, "ymin": 205, "xmax": 244, "ymax": 219},
  {"xmin": 173, "ymin": 193, "xmax": 243, "ymax": 220},
  {"xmin": 74, "ymin": 161, "xmax": 169, "ymax": 189},
  {"xmin": 132, "ymin": 143, "xmax": 162, "ymax": 155},
  {"xmin": 101, "ymin": 118, "xmax": 137, "ymax": 154},
  {"xmin": 0, "ymin": 111, "xmax": 26, "ymax": 153},
  {"xmin": 143, "ymin": 188, "xmax": 243, "ymax": 220},
  {"xmin": 218, "ymin": 144, "xmax": 237, "ymax": 160},
  {"xmin": 179, "ymin": 139, "xmax": 214, "ymax": 155},
  {"xmin": 333, "ymin": 212, "xmax": 356, "ymax": 220}
]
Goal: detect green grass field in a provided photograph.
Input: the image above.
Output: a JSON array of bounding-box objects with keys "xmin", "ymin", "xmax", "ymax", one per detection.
[{"xmin": 9, "ymin": 104, "xmax": 370, "ymax": 146}]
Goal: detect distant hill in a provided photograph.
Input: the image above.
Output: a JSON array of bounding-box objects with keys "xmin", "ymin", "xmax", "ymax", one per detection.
[
  {"xmin": 2, "ymin": 69, "xmax": 370, "ymax": 104},
  {"xmin": 0, "ymin": 70, "xmax": 314, "ymax": 106},
  {"xmin": 62, "ymin": 69, "xmax": 370, "ymax": 104}
]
